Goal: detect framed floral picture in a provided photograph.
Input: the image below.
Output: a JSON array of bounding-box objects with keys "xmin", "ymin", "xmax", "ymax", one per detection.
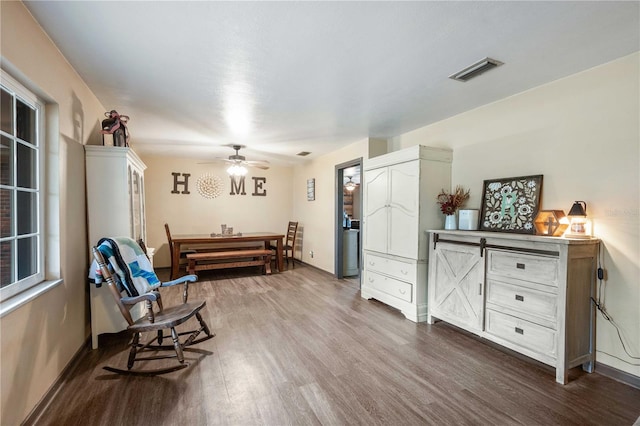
[{"xmin": 479, "ymin": 174, "xmax": 543, "ymax": 234}]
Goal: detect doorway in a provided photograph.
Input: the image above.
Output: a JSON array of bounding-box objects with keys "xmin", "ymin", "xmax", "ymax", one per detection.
[{"xmin": 335, "ymin": 158, "xmax": 363, "ymax": 281}]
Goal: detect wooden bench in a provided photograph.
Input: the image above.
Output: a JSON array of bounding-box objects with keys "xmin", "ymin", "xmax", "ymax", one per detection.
[
  {"xmin": 187, "ymin": 244, "xmax": 264, "ymax": 253},
  {"xmin": 186, "ymin": 249, "xmax": 272, "ymax": 276}
]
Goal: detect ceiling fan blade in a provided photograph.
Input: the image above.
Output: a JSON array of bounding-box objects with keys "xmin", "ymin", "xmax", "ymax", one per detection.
[
  {"xmin": 249, "ymin": 164, "xmax": 270, "ymax": 170},
  {"xmin": 197, "ymin": 158, "xmax": 234, "ymax": 164}
]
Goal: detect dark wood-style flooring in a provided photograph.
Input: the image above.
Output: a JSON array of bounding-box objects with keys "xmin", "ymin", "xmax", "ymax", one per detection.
[{"xmin": 36, "ymin": 264, "xmax": 639, "ymax": 425}]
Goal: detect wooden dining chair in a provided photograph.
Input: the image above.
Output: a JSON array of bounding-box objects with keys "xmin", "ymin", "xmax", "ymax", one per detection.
[
  {"xmin": 91, "ymin": 236, "xmax": 214, "ymax": 375},
  {"xmin": 165, "ymin": 223, "xmax": 196, "ymax": 273},
  {"xmin": 270, "ymin": 221, "xmax": 298, "ymax": 268}
]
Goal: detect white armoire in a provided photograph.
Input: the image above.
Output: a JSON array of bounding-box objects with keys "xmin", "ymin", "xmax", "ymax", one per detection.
[
  {"xmin": 361, "ymin": 145, "xmax": 452, "ymax": 321},
  {"xmin": 85, "ymin": 145, "xmax": 148, "ymax": 348}
]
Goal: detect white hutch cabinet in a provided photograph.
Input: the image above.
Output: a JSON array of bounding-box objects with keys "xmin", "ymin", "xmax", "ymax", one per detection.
[
  {"xmin": 85, "ymin": 145, "xmax": 148, "ymax": 349},
  {"xmin": 361, "ymin": 145, "xmax": 452, "ymax": 322},
  {"xmin": 427, "ymin": 230, "xmax": 599, "ymax": 384}
]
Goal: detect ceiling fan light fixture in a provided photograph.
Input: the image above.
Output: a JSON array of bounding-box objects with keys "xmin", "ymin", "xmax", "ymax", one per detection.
[
  {"xmin": 227, "ymin": 164, "xmax": 248, "ymax": 176},
  {"xmin": 344, "ymin": 176, "xmax": 357, "ymax": 191},
  {"xmin": 449, "ymin": 57, "xmax": 504, "ymax": 82}
]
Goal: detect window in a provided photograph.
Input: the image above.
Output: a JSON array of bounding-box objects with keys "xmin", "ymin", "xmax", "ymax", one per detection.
[{"xmin": 0, "ymin": 71, "xmax": 45, "ymax": 300}]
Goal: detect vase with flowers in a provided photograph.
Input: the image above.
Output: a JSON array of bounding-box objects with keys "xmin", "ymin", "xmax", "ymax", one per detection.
[{"xmin": 437, "ymin": 186, "xmax": 470, "ymax": 230}]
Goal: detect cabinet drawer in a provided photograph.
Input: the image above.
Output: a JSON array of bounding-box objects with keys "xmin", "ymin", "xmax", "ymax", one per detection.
[
  {"xmin": 485, "ymin": 309, "xmax": 556, "ymax": 359},
  {"xmin": 486, "ymin": 279, "xmax": 557, "ymax": 324},
  {"xmin": 365, "ymin": 270, "xmax": 412, "ymax": 303},
  {"xmin": 487, "ymin": 250, "xmax": 559, "ymax": 286},
  {"xmin": 364, "ymin": 252, "xmax": 416, "ymax": 284}
]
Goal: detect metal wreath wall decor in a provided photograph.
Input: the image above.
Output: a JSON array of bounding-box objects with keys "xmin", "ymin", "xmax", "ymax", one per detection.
[{"xmin": 196, "ymin": 173, "xmax": 224, "ymax": 199}]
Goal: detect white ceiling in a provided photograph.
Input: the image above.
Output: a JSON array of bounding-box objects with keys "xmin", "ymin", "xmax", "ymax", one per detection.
[{"xmin": 24, "ymin": 1, "xmax": 639, "ymax": 166}]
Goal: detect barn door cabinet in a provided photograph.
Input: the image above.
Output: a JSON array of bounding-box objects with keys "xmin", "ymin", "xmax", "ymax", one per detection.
[
  {"xmin": 427, "ymin": 230, "xmax": 599, "ymax": 384},
  {"xmin": 85, "ymin": 145, "xmax": 148, "ymax": 349},
  {"xmin": 361, "ymin": 145, "xmax": 452, "ymax": 322}
]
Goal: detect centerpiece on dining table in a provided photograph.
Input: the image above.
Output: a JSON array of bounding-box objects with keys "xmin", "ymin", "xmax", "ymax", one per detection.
[{"xmin": 210, "ymin": 224, "xmax": 242, "ymax": 237}]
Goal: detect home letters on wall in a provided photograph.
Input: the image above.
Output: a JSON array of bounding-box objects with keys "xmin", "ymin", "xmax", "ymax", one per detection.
[
  {"xmin": 171, "ymin": 172, "xmax": 191, "ymax": 194},
  {"xmin": 230, "ymin": 176, "xmax": 267, "ymax": 196},
  {"xmin": 170, "ymin": 173, "xmax": 267, "ymax": 197}
]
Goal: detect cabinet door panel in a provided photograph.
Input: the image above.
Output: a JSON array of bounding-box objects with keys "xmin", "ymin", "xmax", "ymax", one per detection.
[
  {"xmin": 388, "ymin": 207, "xmax": 419, "ymax": 258},
  {"xmin": 363, "ymin": 168, "xmax": 388, "ymax": 252},
  {"xmin": 388, "ymin": 162, "xmax": 419, "ymax": 258},
  {"xmin": 389, "ymin": 161, "xmax": 419, "ymax": 212},
  {"xmin": 429, "ymin": 242, "xmax": 484, "ymax": 332}
]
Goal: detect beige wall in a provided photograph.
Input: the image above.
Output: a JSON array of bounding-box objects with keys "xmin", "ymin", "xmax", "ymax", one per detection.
[
  {"xmin": 1, "ymin": 2, "xmax": 106, "ymax": 425},
  {"xmin": 394, "ymin": 53, "xmax": 640, "ymax": 378},
  {"xmin": 142, "ymin": 155, "xmax": 294, "ymax": 267},
  {"xmin": 292, "ymin": 139, "xmax": 369, "ymax": 272}
]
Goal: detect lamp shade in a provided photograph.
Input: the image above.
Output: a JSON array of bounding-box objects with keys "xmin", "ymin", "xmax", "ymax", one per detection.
[{"xmin": 567, "ymin": 201, "xmax": 587, "ymax": 217}]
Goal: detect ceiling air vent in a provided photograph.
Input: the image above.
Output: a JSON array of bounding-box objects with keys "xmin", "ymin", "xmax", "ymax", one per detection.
[
  {"xmin": 449, "ymin": 57, "xmax": 504, "ymax": 82},
  {"xmin": 297, "ymin": 151, "xmax": 311, "ymax": 156}
]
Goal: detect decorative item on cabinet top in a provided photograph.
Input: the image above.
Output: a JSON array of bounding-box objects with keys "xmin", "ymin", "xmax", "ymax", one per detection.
[
  {"xmin": 565, "ymin": 201, "xmax": 592, "ymax": 238},
  {"xmin": 100, "ymin": 109, "xmax": 130, "ymax": 147},
  {"xmin": 458, "ymin": 209, "xmax": 479, "ymax": 230},
  {"xmin": 534, "ymin": 210, "xmax": 569, "ymax": 236},
  {"xmin": 437, "ymin": 185, "xmax": 470, "ymax": 216},
  {"xmin": 437, "ymin": 185, "xmax": 470, "ymax": 231},
  {"xmin": 479, "ymin": 174, "xmax": 543, "ymax": 234}
]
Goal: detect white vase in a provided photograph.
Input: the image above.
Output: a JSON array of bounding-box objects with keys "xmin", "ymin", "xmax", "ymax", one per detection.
[{"xmin": 444, "ymin": 214, "xmax": 457, "ymax": 230}]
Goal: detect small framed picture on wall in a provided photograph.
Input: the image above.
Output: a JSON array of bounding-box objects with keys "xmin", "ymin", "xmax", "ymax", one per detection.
[{"xmin": 307, "ymin": 178, "xmax": 315, "ymax": 201}]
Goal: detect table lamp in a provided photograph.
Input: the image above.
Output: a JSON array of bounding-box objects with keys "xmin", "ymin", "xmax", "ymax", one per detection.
[{"xmin": 565, "ymin": 201, "xmax": 591, "ymax": 238}]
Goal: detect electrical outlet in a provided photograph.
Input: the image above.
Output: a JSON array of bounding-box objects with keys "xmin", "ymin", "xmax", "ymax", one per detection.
[{"xmin": 309, "ymin": 250, "xmax": 314, "ymax": 258}]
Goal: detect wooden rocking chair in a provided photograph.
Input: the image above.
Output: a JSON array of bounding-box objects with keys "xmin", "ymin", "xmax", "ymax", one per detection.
[{"xmin": 91, "ymin": 237, "xmax": 214, "ymax": 375}]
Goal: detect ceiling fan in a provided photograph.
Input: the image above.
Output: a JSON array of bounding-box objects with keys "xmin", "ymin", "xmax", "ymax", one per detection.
[{"xmin": 203, "ymin": 145, "xmax": 270, "ymax": 176}]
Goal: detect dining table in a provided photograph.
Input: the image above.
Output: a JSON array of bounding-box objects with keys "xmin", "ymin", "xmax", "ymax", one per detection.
[{"xmin": 170, "ymin": 232, "xmax": 285, "ymax": 279}]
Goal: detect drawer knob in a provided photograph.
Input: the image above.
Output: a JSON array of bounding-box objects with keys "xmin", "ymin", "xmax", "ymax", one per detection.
[
  {"xmin": 398, "ymin": 288, "xmax": 406, "ymax": 295},
  {"xmin": 400, "ymin": 270, "xmax": 408, "ymax": 275},
  {"xmin": 515, "ymin": 294, "xmax": 524, "ymax": 302},
  {"xmin": 515, "ymin": 327, "xmax": 524, "ymax": 335},
  {"xmin": 516, "ymin": 263, "xmax": 525, "ymax": 270}
]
